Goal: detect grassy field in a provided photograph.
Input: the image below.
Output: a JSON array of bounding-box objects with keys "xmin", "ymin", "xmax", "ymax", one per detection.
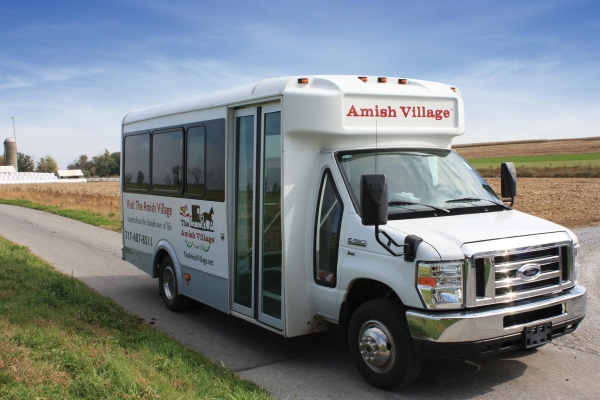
[
  {"xmin": 0, "ymin": 198, "xmax": 121, "ymax": 231},
  {"xmin": 466, "ymin": 153, "xmax": 600, "ymax": 169},
  {"xmin": 0, "ymin": 183, "xmax": 121, "ymax": 231},
  {"xmin": 0, "ymin": 236, "xmax": 271, "ymax": 399},
  {"xmin": 454, "ymin": 138, "xmax": 600, "ymax": 177}
]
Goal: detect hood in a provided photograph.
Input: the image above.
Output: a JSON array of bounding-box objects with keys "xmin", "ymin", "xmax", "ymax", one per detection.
[{"xmin": 385, "ymin": 210, "xmax": 569, "ymax": 255}]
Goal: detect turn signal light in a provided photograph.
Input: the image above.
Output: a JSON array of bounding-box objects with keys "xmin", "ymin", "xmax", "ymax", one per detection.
[
  {"xmin": 298, "ymin": 78, "xmax": 308, "ymax": 84},
  {"xmin": 418, "ymin": 277, "xmax": 436, "ymax": 287},
  {"xmin": 417, "ymin": 261, "xmax": 464, "ymax": 309},
  {"xmin": 183, "ymin": 273, "xmax": 191, "ymax": 281},
  {"xmin": 378, "ymin": 77, "xmax": 387, "ymax": 83},
  {"xmin": 358, "ymin": 76, "xmax": 368, "ymax": 82},
  {"xmin": 398, "ymin": 78, "xmax": 408, "ymax": 84}
]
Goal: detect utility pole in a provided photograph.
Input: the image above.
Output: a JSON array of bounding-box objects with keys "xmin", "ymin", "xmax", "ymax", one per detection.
[{"xmin": 11, "ymin": 117, "xmax": 16, "ymax": 140}]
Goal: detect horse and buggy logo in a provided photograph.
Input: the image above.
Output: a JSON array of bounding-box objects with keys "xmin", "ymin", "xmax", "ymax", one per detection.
[{"xmin": 189, "ymin": 205, "xmax": 215, "ymax": 232}]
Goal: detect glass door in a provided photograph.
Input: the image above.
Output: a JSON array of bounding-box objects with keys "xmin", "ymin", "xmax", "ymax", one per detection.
[
  {"xmin": 233, "ymin": 104, "xmax": 283, "ymax": 329},
  {"xmin": 258, "ymin": 104, "xmax": 282, "ymax": 328},
  {"xmin": 233, "ymin": 108, "xmax": 256, "ymax": 316}
]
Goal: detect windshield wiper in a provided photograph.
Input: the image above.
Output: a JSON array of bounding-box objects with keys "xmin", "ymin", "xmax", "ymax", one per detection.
[
  {"xmin": 445, "ymin": 197, "xmax": 511, "ymax": 210},
  {"xmin": 389, "ymin": 201, "xmax": 450, "ymax": 213}
]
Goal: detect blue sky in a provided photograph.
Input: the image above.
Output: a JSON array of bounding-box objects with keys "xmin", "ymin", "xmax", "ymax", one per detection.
[{"xmin": 1, "ymin": 0, "xmax": 599, "ymax": 168}]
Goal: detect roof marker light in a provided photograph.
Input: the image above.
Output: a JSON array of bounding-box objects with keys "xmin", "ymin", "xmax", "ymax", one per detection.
[
  {"xmin": 358, "ymin": 76, "xmax": 368, "ymax": 82},
  {"xmin": 450, "ymin": 87, "xmax": 457, "ymax": 92},
  {"xmin": 398, "ymin": 78, "xmax": 408, "ymax": 84},
  {"xmin": 378, "ymin": 77, "xmax": 387, "ymax": 83},
  {"xmin": 298, "ymin": 78, "xmax": 308, "ymax": 84}
]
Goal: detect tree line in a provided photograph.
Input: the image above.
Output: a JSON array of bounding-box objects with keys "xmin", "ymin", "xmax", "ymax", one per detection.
[
  {"xmin": 67, "ymin": 150, "xmax": 120, "ymax": 177},
  {"xmin": 0, "ymin": 152, "xmax": 59, "ymax": 174},
  {"xmin": 0, "ymin": 150, "xmax": 120, "ymax": 176}
]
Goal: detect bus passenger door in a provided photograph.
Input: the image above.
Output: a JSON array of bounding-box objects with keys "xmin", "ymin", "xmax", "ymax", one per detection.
[{"xmin": 232, "ymin": 104, "xmax": 283, "ymax": 330}]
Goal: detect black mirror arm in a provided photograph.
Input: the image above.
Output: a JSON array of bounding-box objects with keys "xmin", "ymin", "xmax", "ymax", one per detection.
[
  {"xmin": 374, "ymin": 226, "xmax": 423, "ymax": 262},
  {"xmin": 375, "ymin": 226, "xmax": 404, "ymax": 257}
]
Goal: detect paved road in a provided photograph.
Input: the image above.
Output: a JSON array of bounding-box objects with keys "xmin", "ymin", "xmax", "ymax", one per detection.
[{"xmin": 0, "ymin": 204, "xmax": 598, "ymax": 399}]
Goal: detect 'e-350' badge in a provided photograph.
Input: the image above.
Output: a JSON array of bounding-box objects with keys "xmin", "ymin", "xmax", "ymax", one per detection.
[{"xmin": 348, "ymin": 238, "xmax": 367, "ymax": 247}]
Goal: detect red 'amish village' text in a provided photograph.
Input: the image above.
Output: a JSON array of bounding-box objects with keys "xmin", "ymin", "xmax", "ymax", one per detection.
[{"xmin": 346, "ymin": 105, "xmax": 451, "ymax": 121}]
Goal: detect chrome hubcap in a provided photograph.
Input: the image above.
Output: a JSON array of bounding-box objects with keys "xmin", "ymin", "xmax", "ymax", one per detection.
[
  {"xmin": 358, "ymin": 320, "xmax": 396, "ymax": 373},
  {"xmin": 163, "ymin": 266, "xmax": 176, "ymax": 300}
]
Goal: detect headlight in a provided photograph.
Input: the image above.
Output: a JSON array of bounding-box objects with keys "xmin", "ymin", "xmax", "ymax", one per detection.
[
  {"xmin": 573, "ymin": 243, "xmax": 580, "ymax": 285},
  {"xmin": 417, "ymin": 261, "xmax": 464, "ymax": 309}
]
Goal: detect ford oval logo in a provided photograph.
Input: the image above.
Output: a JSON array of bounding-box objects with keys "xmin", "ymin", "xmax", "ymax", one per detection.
[{"xmin": 516, "ymin": 263, "xmax": 542, "ymax": 281}]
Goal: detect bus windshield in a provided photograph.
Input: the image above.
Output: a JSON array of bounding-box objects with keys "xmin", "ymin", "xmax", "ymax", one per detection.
[{"xmin": 336, "ymin": 149, "xmax": 502, "ymax": 214}]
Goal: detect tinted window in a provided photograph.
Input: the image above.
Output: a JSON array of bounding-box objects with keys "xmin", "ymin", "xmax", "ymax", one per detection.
[
  {"xmin": 123, "ymin": 118, "xmax": 224, "ymax": 199},
  {"xmin": 124, "ymin": 133, "xmax": 150, "ymax": 190},
  {"xmin": 152, "ymin": 130, "xmax": 183, "ymax": 192},
  {"xmin": 314, "ymin": 170, "xmax": 343, "ymax": 287},
  {"xmin": 186, "ymin": 126, "xmax": 206, "ymax": 195}
]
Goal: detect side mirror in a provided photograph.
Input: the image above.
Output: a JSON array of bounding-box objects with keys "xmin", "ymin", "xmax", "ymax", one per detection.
[
  {"xmin": 360, "ymin": 174, "xmax": 388, "ymax": 226},
  {"xmin": 501, "ymin": 162, "xmax": 517, "ymax": 206},
  {"xmin": 360, "ymin": 173, "xmax": 423, "ymax": 259}
]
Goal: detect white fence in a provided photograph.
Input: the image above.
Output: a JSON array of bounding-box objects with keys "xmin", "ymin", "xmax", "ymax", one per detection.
[{"xmin": 0, "ymin": 172, "xmax": 87, "ymax": 184}]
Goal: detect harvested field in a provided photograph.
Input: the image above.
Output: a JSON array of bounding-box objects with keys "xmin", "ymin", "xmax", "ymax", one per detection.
[
  {"xmin": 0, "ymin": 182, "xmax": 120, "ymax": 220},
  {"xmin": 488, "ymin": 178, "xmax": 600, "ymax": 229},
  {"xmin": 454, "ymin": 137, "xmax": 600, "ymax": 159},
  {"xmin": 0, "ymin": 179, "xmax": 598, "ymax": 230}
]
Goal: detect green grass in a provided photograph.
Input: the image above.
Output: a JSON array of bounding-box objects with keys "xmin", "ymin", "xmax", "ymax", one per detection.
[
  {"xmin": 0, "ymin": 198, "xmax": 121, "ymax": 232},
  {"xmin": 0, "ymin": 236, "xmax": 272, "ymax": 399},
  {"xmin": 467, "ymin": 153, "xmax": 600, "ymax": 169}
]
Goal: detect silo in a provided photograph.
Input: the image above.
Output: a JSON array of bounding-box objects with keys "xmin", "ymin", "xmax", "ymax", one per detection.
[{"xmin": 4, "ymin": 137, "xmax": 17, "ymax": 171}]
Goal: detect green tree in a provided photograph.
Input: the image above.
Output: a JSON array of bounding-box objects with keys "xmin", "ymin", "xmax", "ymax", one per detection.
[
  {"xmin": 110, "ymin": 151, "xmax": 121, "ymax": 176},
  {"xmin": 36, "ymin": 155, "xmax": 59, "ymax": 174},
  {"xmin": 17, "ymin": 152, "xmax": 35, "ymax": 172},
  {"xmin": 68, "ymin": 154, "xmax": 93, "ymax": 177},
  {"xmin": 92, "ymin": 149, "xmax": 118, "ymax": 177},
  {"xmin": 0, "ymin": 155, "xmax": 4, "ymax": 165}
]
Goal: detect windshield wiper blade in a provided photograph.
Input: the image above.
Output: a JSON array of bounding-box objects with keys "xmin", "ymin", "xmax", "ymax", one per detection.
[
  {"xmin": 445, "ymin": 197, "xmax": 511, "ymax": 209},
  {"xmin": 389, "ymin": 201, "xmax": 450, "ymax": 213}
]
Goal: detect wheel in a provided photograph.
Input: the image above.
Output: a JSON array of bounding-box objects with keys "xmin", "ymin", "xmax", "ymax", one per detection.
[
  {"xmin": 348, "ymin": 299, "xmax": 423, "ymax": 390},
  {"xmin": 158, "ymin": 256, "xmax": 191, "ymax": 311}
]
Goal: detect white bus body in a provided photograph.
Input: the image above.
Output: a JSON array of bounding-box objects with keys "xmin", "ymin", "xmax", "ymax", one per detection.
[{"xmin": 121, "ymin": 75, "xmax": 586, "ymax": 389}]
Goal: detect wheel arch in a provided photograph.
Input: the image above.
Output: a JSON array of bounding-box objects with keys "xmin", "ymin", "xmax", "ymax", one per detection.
[
  {"xmin": 152, "ymin": 240, "xmax": 182, "ymax": 290},
  {"xmin": 337, "ymin": 278, "xmax": 402, "ymax": 346}
]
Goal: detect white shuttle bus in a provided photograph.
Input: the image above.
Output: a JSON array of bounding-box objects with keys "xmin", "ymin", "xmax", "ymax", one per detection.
[{"xmin": 121, "ymin": 75, "xmax": 586, "ymax": 389}]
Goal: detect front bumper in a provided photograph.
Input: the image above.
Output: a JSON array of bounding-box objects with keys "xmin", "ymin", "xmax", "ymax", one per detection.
[{"xmin": 406, "ymin": 285, "xmax": 586, "ymax": 358}]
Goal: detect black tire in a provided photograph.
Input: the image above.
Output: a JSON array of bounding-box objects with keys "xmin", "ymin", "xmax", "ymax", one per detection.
[
  {"xmin": 348, "ymin": 299, "xmax": 423, "ymax": 390},
  {"xmin": 158, "ymin": 256, "xmax": 191, "ymax": 311}
]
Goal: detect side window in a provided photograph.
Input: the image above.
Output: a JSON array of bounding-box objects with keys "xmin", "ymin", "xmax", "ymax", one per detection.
[
  {"xmin": 186, "ymin": 126, "xmax": 206, "ymax": 196},
  {"xmin": 314, "ymin": 170, "xmax": 344, "ymax": 287},
  {"xmin": 152, "ymin": 129, "xmax": 183, "ymax": 192},
  {"xmin": 123, "ymin": 133, "xmax": 150, "ymax": 191}
]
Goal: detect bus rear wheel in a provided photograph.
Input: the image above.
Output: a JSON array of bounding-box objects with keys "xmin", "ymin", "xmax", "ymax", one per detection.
[
  {"xmin": 159, "ymin": 256, "xmax": 191, "ymax": 311},
  {"xmin": 348, "ymin": 299, "xmax": 423, "ymax": 390}
]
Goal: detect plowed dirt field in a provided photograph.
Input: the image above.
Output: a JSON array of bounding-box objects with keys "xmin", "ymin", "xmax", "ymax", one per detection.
[
  {"xmin": 487, "ymin": 178, "xmax": 600, "ymax": 229},
  {"xmin": 455, "ymin": 137, "xmax": 600, "ymax": 159}
]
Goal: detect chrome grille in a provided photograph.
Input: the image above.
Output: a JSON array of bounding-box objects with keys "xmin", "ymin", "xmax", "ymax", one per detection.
[{"xmin": 467, "ymin": 242, "xmax": 573, "ymax": 307}]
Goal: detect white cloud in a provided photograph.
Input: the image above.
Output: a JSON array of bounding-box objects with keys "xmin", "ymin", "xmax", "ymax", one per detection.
[{"xmin": 450, "ymin": 56, "xmax": 600, "ymax": 144}]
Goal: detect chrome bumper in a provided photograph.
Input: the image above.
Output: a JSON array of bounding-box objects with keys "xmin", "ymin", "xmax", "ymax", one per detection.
[{"xmin": 406, "ymin": 285, "xmax": 586, "ymax": 343}]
